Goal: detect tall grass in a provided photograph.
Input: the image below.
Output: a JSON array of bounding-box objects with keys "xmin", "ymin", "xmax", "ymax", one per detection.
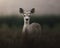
[{"xmin": 0, "ymin": 15, "xmax": 60, "ymax": 48}]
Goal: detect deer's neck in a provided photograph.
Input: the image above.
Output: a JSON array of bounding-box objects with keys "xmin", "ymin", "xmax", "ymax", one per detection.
[{"xmin": 22, "ymin": 20, "xmax": 30, "ymax": 32}]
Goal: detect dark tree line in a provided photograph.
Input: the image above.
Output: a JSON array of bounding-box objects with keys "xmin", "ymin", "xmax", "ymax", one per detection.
[{"xmin": 0, "ymin": 15, "xmax": 60, "ymax": 28}]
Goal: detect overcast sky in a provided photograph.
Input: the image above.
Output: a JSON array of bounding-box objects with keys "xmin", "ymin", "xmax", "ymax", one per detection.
[{"xmin": 0, "ymin": 0, "xmax": 60, "ymax": 15}]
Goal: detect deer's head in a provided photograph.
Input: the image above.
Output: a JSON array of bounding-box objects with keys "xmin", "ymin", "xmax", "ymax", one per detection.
[{"xmin": 19, "ymin": 8, "xmax": 35, "ymax": 24}]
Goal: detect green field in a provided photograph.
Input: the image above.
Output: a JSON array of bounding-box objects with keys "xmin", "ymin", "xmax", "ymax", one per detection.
[{"xmin": 0, "ymin": 15, "xmax": 60, "ymax": 48}]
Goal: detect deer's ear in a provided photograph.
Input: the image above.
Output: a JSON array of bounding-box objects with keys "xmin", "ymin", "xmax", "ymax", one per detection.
[
  {"xmin": 19, "ymin": 8, "xmax": 24, "ymax": 13},
  {"xmin": 31, "ymin": 8, "xmax": 35, "ymax": 13}
]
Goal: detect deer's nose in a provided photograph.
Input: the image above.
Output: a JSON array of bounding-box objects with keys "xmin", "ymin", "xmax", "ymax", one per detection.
[{"xmin": 26, "ymin": 19, "xmax": 28, "ymax": 21}]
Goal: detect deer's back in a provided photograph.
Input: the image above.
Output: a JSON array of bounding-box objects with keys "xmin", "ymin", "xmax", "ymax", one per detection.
[{"xmin": 26, "ymin": 23, "xmax": 41, "ymax": 38}]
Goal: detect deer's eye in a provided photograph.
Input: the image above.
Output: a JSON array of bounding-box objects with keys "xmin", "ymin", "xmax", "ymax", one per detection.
[
  {"xmin": 24, "ymin": 14, "xmax": 26, "ymax": 17},
  {"xmin": 28, "ymin": 14, "xmax": 30, "ymax": 15},
  {"xmin": 28, "ymin": 14, "xmax": 30, "ymax": 17},
  {"xmin": 28, "ymin": 15, "xmax": 30, "ymax": 17},
  {"xmin": 24, "ymin": 15, "xmax": 25, "ymax": 17}
]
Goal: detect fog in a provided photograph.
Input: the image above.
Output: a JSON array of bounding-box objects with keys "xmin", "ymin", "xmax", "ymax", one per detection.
[{"xmin": 0, "ymin": 0, "xmax": 60, "ymax": 15}]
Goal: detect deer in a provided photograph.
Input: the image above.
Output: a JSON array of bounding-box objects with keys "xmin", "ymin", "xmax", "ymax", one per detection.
[{"xmin": 19, "ymin": 8, "xmax": 41, "ymax": 48}]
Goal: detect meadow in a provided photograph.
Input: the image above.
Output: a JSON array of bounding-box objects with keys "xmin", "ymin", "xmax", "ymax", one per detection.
[{"xmin": 0, "ymin": 14, "xmax": 60, "ymax": 48}]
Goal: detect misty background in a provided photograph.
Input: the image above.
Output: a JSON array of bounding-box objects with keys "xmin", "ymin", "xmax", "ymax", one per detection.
[{"xmin": 0, "ymin": 0, "xmax": 60, "ymax": 15}]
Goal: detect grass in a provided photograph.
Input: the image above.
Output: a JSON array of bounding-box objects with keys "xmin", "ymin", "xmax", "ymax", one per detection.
[{"xmin": 0, "ymin": 15, "xmax": 60, "ymax": 48}]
